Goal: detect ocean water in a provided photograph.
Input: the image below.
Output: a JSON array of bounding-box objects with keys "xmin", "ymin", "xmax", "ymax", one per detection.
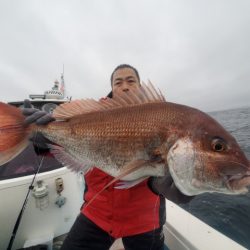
[{"xmin": 181, "ymin": 106, "xmax": 250, "ymax": 249}]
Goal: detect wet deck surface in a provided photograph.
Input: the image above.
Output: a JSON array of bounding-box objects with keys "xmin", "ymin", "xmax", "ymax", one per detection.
[{"xmin": 110, "ymin": 238, "xmax": 124, "ymax": 250}]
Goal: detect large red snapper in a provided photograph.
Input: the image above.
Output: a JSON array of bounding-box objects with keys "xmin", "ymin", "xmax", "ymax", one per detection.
[{"xmin": 0, "ymin": 83, "xmax": 249, "ymax": 196}]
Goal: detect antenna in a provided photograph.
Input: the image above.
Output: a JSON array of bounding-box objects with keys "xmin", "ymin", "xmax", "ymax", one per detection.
[{"xmin": 60, "ymin": 64, "xmax": 66, "ymax": 99}]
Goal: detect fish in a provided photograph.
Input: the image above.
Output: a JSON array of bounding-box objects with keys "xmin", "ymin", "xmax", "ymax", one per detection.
[{"xmin": 0, "ymin": 82, "xmax": 249, "ymax": 196}]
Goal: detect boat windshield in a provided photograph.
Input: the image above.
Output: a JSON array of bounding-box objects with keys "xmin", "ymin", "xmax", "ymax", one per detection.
[{"xmin": 0, "ymin": 144, "xmax": 63, "ymax": 180}]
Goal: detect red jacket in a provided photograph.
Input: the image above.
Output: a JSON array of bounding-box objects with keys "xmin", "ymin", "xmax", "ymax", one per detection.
[{"xmin": 81, "ymin": 167, "xmax": 165, "ymax": 238}]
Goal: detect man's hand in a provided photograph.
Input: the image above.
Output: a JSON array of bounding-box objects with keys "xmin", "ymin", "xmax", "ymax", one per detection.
[
  {"xmin": 148, "ymin": 175, "xmax": 194, "ymax": 204},
  {"xmin": 22, "ymin": 99, "xmax": 55, "ymax": 154},
  {"xmin": 22, "ymin": 99, "xmax": 55, "ymax": 125}
]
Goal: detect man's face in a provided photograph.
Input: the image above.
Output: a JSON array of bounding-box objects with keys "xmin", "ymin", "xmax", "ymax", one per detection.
[{"xmin": 112, "ymin": 68, "xmax": 140, "ymax": 97}]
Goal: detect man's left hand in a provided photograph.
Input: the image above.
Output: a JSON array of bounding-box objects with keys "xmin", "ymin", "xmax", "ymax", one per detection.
[{"xmin": 148, "ymin": 175, "xmax": 194, "ymax": 204}]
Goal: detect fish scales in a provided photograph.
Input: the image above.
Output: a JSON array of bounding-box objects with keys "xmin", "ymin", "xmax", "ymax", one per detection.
[{"xmin": 38, "ymin": 103, "xmax": 178, "ymax": 171}]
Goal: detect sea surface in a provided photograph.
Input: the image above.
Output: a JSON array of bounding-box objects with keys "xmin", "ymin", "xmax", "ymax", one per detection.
[{"xmin": 181, "ymin": 106, "xmax": 250, "ymax": 249}]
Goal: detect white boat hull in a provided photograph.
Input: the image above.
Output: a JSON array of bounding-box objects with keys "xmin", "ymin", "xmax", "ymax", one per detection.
[
  {"xmin": 0, "ymin": 167, "xmax": 247, "ymax": 250},
  {"xmin": 0, "ymin": 167, "xmax": 84, "ymax": 250}
]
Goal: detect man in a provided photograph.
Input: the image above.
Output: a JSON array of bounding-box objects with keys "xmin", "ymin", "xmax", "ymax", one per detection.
[{"xmin": 23, "ymin": 64, "xmax": 193, "ymax": 250}]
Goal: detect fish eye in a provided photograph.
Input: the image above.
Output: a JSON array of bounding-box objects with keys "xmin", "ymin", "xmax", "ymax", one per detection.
[{"xmin": 211, "ymin": 138, "xmax": 227, "ymax": 152}]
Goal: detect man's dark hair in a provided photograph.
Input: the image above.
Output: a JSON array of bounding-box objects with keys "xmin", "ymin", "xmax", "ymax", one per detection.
[{"xmin": 110, "ymin": 64, "xmax": 140, "ymax": 85}]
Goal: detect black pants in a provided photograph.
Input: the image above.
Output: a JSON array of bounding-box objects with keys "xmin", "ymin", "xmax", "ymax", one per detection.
[{"xmin": 60, "ymin": 213, "xmax": 165, "ymax": 250}]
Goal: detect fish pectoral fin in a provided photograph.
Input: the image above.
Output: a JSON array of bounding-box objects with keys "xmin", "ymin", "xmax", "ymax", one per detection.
[
  {"xmin": 48, "ymin": 144, "xmax": 92, "ymax": 173},
  {"xmin": 115, "ymin": 177, "xmax": 148, "ymax": 189},
  {"xmin": 104, "ymin": 159, "xmax": 150, "ymax": 189},
  {"xmin": 84, "ymin": 159, "xmax": 149, "ymax": 209}
]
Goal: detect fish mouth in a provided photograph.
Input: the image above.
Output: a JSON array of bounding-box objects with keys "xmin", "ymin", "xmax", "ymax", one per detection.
[
  {"xmin": 215, "ymin": 160, "xmax": 250, "ymax": 192},
  {"xmin": 224, "ymin": 171, "xmax": 250, "ymax": 192}
]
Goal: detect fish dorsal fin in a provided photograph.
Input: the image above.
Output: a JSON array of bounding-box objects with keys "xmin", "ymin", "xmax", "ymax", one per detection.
[{"xmin": 53, "ymin": 81, "xmax": 166, "ymax": 119}]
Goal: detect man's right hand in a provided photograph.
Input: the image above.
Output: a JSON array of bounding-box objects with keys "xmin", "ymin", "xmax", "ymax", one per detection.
[
  {"xmin": 22, "ymin": 99, "xmax": 55, "ymax": 125},
  {"xmin": 22, "ymin": 99, "xmax": 55, "ymax": 154}
]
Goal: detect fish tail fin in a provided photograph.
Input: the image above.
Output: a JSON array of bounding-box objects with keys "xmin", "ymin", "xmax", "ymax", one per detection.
[{"xmin": 0, "ymin": 102, "xmax": 32, "ymax": 166}]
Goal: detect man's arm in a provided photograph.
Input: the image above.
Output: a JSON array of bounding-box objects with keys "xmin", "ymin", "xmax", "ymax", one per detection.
[{"xmin": 148, "ymin": 176, "xmax": 194, "ymax": 204}]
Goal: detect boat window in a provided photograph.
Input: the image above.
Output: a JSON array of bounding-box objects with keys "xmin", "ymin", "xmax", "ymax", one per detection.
[{"xmin": 0, "ymin": 144, "xmax": 64, "ymax": 180}]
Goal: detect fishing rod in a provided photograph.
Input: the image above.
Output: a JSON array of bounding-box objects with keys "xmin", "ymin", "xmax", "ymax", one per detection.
[{"xmin": 6, "ymin": 147, "xmax": 45, "ymax": 250}]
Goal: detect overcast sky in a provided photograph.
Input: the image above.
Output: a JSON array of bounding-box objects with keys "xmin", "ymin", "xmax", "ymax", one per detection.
[{"xmin": 0, "ymin": 0, "xmax": 249, "ymax": 112}]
